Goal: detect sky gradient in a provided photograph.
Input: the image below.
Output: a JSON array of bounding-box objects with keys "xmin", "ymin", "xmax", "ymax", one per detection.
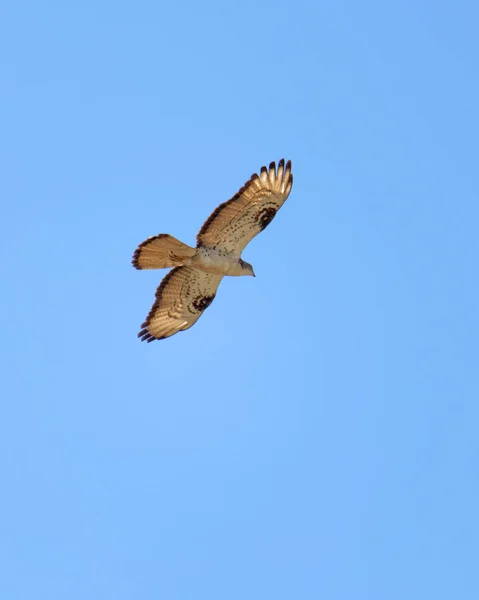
[{"xmin": 2, "ymin": 1, "xmax": 479, "ymax": 598}]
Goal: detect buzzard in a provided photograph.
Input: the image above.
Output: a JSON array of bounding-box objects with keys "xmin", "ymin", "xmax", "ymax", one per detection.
[{"xmin": 132, "ymin": 159, "xmax": 293, "ymax": 341}]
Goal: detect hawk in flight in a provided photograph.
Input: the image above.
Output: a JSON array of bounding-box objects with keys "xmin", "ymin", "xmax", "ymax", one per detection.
[{"xmin": 132, "ymin": 159, "xmax": 293, "ymax": 341}]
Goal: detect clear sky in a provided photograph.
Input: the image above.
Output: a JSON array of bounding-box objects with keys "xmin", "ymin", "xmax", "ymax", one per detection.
[{"xmin": 2, "ymin": 1, "xmax": 479, "ymax": 598}]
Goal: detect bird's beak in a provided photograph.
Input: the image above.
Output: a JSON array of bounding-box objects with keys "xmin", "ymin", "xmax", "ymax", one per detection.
[{"xmin": 252, "ymin": 269, "xmax": 256, "ymax": 277}]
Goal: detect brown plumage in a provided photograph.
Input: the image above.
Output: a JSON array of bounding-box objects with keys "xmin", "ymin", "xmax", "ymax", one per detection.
[
  {"xmin": 137, "ymin": 267, "xmax": 222, "ymax": 342},
  {"xmin": 132, "ymin": 234, "xmax": 196, "ymax": 270},
  {"xmin": 133, "ymin": 159, "xmax": 293, "ymax": 341},
  {"xmin": 197, "ymin": 159, "xmax": 293, "ymax": 252}
]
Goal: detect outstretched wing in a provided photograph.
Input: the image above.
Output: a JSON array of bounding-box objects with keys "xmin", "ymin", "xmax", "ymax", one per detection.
[
  {"xmin": 138, "ymin": 267, "xmax": 223, "ymax": 342},
  {"xmin": 196, "ymin": 159, "xmax": 293, "ymax": 254}
]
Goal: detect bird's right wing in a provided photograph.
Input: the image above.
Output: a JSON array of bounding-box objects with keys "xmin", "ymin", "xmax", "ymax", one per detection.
[{"xmin": 138, "ymin": 267, "xmax": 223, "ymax": 342}]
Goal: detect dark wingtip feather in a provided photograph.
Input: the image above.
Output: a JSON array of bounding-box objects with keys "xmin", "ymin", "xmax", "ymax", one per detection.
[
  {"xmin": 136, "ymin": 268, "xmax": 184, "ymax": 342},
  {"xmin": 132, "ymin": 249, "xmax": 141, "ymax": 269},
  {"xmin": 138, "ymin": 328, "xmax": 157, "ymax": 343},
  {"xmin": 269, "ymin": 160, "xmax": 276, "ymax": 172}
]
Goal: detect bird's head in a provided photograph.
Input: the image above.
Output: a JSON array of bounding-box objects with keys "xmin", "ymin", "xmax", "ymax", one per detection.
[{"xmin": 239, "ymin": 259, "xmax": 256, "ymax": 277}]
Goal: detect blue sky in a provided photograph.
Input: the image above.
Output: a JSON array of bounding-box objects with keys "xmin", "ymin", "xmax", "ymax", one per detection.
[{"xmin": 2, "ymin": 1, "xmax": 479, "ymax": 598}]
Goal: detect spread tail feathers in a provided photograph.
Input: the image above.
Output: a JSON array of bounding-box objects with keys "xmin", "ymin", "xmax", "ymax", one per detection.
[{"xmin": 132, "ymin": 234, "xmax": 196, "ymax": 270}]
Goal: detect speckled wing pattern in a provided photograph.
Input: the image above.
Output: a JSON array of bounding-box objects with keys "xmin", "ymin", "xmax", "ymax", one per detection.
[
  {"xmin": 196, "ymin": 159, "xmax": 293, "ymax": 253},
  {"xmin": 138, "ymin": 267, "xmax": 223, "ymax": 342}
]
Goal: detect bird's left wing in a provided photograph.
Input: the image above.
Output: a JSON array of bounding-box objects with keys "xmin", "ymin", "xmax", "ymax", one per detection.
[
  {"xmin": 196, "ymin": 159, "xmax": 293, "ymax": 254},
  {"xmin": 138, "ymin": 267, "xmax": 223, "ymax": 342}
]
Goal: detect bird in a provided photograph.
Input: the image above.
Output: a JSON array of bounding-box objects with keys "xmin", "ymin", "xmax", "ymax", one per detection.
[{"xmin": 132, "ymin": 158, "xmax": 293, "ymax": 341}]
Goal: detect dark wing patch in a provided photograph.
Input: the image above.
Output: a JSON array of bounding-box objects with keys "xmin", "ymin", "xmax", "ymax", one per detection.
[
  {"xmin": 191, "ymin": 294, "xmax": 215, "ymax": 312},
  {"xmin": 257, "ymin": 206, "xmax": 277, "ymax": 231}
]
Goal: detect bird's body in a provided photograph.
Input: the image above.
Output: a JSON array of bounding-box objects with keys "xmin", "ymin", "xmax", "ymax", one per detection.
[
  {"xmin": 186, "ymin": 245, "xmax": 253, "ymax": 277},
  {"xmin": 132, "ymin": 159, "xmax": 293, "ymax": 341}
]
